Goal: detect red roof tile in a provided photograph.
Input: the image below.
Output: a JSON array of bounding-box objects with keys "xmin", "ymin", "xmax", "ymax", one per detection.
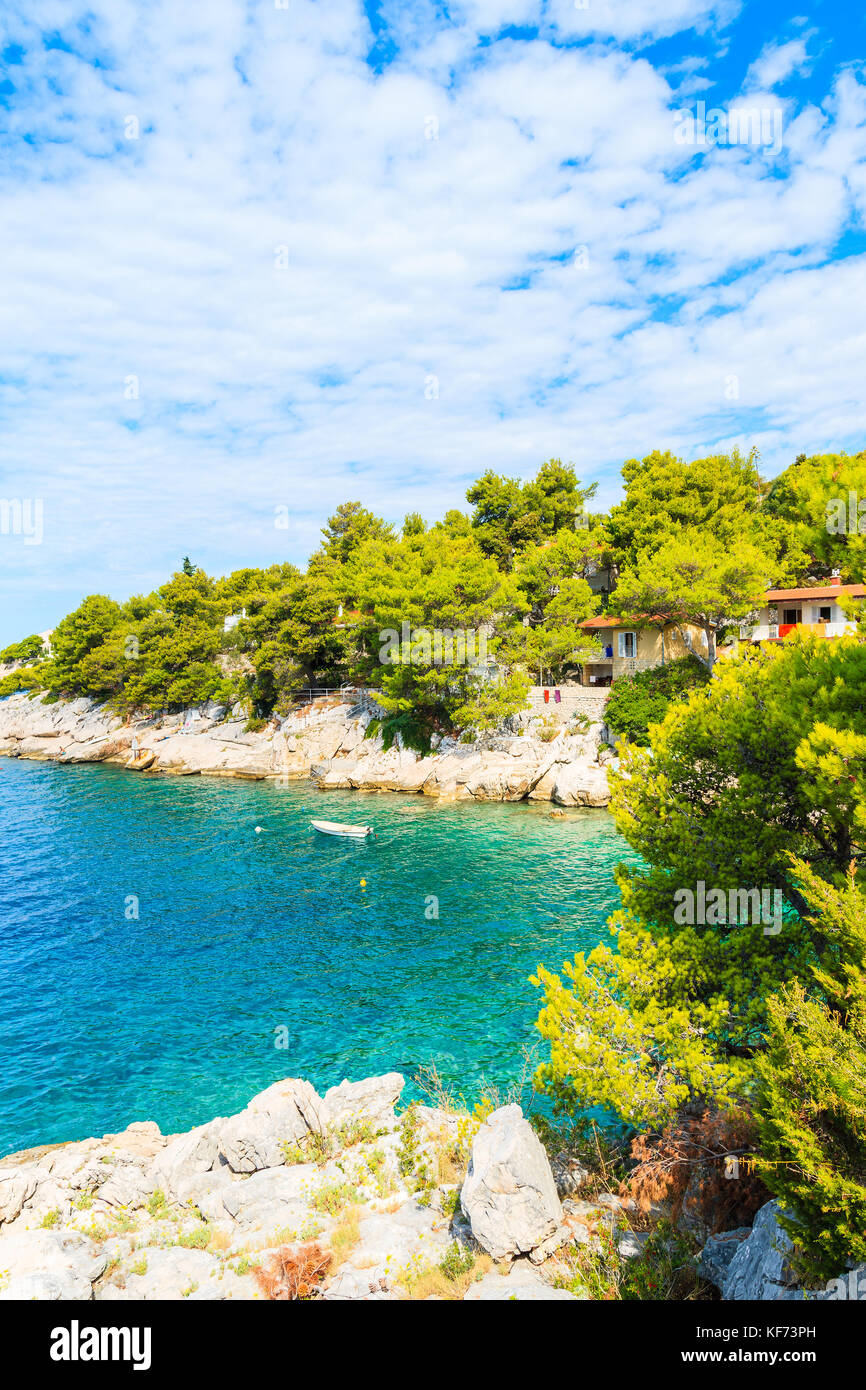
[
  {"xmin": 763, "ymin": 584, "xmax": 865, "ymax": 601},
  {"xmin": 580, "ymin": 613, "xmax": 666, "ymax": 629}
]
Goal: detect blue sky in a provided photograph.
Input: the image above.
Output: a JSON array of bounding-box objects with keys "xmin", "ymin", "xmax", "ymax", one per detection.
[{"xmin": 1, "ymin": 0, "xmax": 865, "ymax": 643}]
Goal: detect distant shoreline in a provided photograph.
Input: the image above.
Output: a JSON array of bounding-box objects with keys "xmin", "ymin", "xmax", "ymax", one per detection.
[{"xmin": 0, "ymin": 690, "xmax": 613, "ymax": 808}]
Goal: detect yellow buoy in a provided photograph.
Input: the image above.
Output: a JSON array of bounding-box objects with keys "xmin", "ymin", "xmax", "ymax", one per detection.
[{"xmin": 360, "ymin": 878, "xmax": 366, "ymax": 888}]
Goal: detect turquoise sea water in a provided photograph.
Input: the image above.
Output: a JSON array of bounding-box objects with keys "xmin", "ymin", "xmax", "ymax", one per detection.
[{"xmin": 0, "ymin": 756, "xmax": 636, "ymax": 1155}]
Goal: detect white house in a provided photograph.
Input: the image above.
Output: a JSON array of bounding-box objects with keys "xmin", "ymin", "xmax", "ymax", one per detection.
[{"xmin": 739, "ymin": 580, "xmax": 864, "ymax": 644}]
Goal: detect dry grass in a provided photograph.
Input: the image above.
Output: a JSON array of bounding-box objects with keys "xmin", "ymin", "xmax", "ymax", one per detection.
[
  {"xmin": 399, "ymin": 1252, "xmax": 493, "ymax": 1301},
  {"xmin": 328, "ymin": 1210, "xmax": 362, "ymax": 1267},
  {"xmin": 437, "ymin": 1147, "xmax": 463, "ymax": 1185},
  {"xmin": 253, "ymin": 1242, "xmax": 332, "ymax": 1300}
]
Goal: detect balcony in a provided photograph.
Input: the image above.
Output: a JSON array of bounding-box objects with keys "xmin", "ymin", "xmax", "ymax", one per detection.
[{"xmin": 741, "ymin": 621, "xmax": 854, "ymax": 643}]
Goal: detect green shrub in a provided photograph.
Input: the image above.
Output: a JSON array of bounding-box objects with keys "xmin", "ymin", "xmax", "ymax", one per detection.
[
  {"xmin": 604, "ymin": 655, "xmax": 709, "ymax": 745},
  {"xmin": 439, "ymin": 1241, "xmax": 475, "ymax": 1282},
  {"xmin": 365, "ymin": 713, "xmax": 431, "ymax": 755},
  {"xmin": 177, "ymin": 1226, "xmax": 212, "ymax": 1249},
  {"xmin": 0, "ymin": 665, "xmax": 43, "ymax": 698},
  {"xmin": 0, "ymin": 634, "xmax": 45, "ymax": 663},
  {"xmin": 754, "ymin": 863, "xmax": 866, "ymax": 1282}
]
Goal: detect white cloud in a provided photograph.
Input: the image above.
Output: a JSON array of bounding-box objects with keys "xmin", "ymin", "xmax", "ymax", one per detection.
[
  {"xmin": 0, "ymin": 1, "xmax": 864, "ymax": 639},
  {"xmin": 744, "ymin": 37, "xmax": 811, "ymax": 91},
  {"xmin": 545, "ymin": 0, "xmax": 741, "ymax": 45}
]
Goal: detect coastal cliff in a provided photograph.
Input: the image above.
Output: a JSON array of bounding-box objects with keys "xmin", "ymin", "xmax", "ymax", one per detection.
[
  {"xmin": 0, "ymin": 689, "xmax": 613, "ymax": 806},
  {"xmin": 0, "ymin": 1069, "xmax": 850, "ymax": 1302}
]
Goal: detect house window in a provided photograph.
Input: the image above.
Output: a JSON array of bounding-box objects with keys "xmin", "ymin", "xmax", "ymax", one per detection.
[
  {"xmin": 617, "ymin": 630, "xmax": 637, "ymax": 658},
  {"xmin": 818, "ymin": 606, "xmax": 832, "ymax": 622},
  {"xmin": 782, "ymin": 609, "xmax": 800, "ymax": 626}
]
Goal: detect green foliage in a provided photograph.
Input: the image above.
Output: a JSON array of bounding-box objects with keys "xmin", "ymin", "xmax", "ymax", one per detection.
[
  {"xmin": 402, "ymin": 511, "xmax": 426, "ymax": 538},
  {"xmin": 609, "ymin": 527, "xmax": 772, "ymax": 671},
  {"xmin": 176, "ymin": 1225, "xmax": 212, "ymax": 1249},
  {"xmin": 604, "ymin": 655, "xmax": 710, "ymax": 745},
  {"xmin": 439, "ymin": 1241, "xmax": 475, "ymax": 1282},
  {"xmin": 242, "ymin": 569, "xmax": 348, "ymax": 709},
  {"xmin": 310, "ymin": 1178, "xmax": 361, "ymax": 1215},
  {"xmin": 46, "ymin": 594, "xmax": 124, "ymax": 697},
  {"xmin": 764, "ymin": 450, "xmax": 866, "ymax": 583},
  {"xmin": 396, "ymin": 1104, "xmax": 435, "ymax": 1198},
  {"xmin": 321, "ymin": 501, "xmax": 395, "ymax": 566},
  {"xmin": 146, "ymin": 1189, "xmax": 169, "ymax": 1218},
  {"xmin": 114, "ymin": 570, "xmax": 228, "ymax": 713},
  {"xmin": 532, "ymin": 634, "xmax": 866, "ymax": 1127},
  {"xmin": 365, "ymin": 713, "xmax": 431, "ymax": 755},
  {"xmin": 0, "ymin": 634, "xmax": 46, "ymax": 663},
  {"xmin": 349, "ymin": 521, "xmax": 529, "ymax": 739},
  {"xmin": 613, "ymin": 635, "xmax": 866, "ymax": 916},
  {"xmin": 506, "ymin": 529, "xmax": 604, "ymax": 680},
  {"xmin": 467, "ymin": 459, "xmax": 596, "ymax": 570},
  {"xmin": 0, "ymin": 665, "xmax": 43, "ymax": 697},
  {"xmin": 754, "ymin": 862, "xmax": 866, "ymax": 1282},
  {"xmin": 554, "ymin": 1217, "xmax": 706, "ymax": 1301},
  {"xmin": 606, "ymin": 448, "xmax": 778, "ymax": 571}
]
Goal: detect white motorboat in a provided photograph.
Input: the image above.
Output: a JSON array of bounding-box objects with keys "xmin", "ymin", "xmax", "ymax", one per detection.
[{"xmin": 311, "ymin": 819, "xmax": 374, "ymax": 839}]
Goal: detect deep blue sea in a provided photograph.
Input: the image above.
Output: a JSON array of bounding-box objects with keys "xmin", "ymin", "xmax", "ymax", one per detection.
[{"xmin": 0, "ymin": 756, "xmax": 635, "ymax": 1155}]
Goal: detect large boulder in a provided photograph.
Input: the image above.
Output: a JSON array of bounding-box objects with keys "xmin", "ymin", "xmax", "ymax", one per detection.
[
  {"xmin": 697, "ymin": 1227, "xmax": 752, "ymax": 1290},
  {"xmin": 719, "ymin": 1202, "xmax": 802, "ymax": 1300},
  {"xmin": 173, "ymin": 1168, "xmax": 237, "ymax": 1225},
  {"xmin": 150, "ymin": 1120, "xmax": 223, "ymax": 1196},
  {"xmin": 217, "ymin": 1078, "xmax": 326, "ymax": 1174},
  {"xmin": 464, "ymin": 756, "xmax": 534, "ymax": 801},
  {"xmin": 551, "ymin": 763, "xmax": 610, "ymax": 807},
  {"xmin": 347, "ymin": 1200, "xmax": 450, "ymax": 1270},
  {"xmin": 421, "ymin": 752, "xmax": 482, "ymax": 800},
  {"xmin": 322, "ymin": 1073, "xmax": 404, "ymax": 1130},
  {"xmin": 460, "ymin": 1104, "xmax": 563, "ymax": 1261},
  {"xmin": 95, "ymin": 1164, "xmax": 155, "ymax": 1211}
]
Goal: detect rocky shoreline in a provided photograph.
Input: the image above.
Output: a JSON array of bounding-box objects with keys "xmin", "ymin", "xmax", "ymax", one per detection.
[
  {"xmin": 0, "ymin": 689, "xmax": 613, "ymax": 806},
  {"xmin": 0, "ymin": 1069, "xmax": 853, "ymax": 1302}
]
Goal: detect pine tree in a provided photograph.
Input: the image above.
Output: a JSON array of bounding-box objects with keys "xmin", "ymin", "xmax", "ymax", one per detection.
[{"xmin": 754, "ymin": 861, "xmax": 866, "ymax": 1282}]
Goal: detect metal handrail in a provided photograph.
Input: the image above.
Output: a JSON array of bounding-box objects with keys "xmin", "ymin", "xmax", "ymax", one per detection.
[{"xmin": 289, "ymin": 685, "xmax": 380, "ymax": 707}]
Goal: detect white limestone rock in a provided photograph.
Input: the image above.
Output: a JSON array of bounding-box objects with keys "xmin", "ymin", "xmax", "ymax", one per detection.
[
  {"xmin": 219, "ymin": 1164, "xmax": 318, "ymax": 1231},
  {"xmin": 116, "ymin": 1246, "xmax": 222, "ymax": 1300},
  {"xmin": 322, "ymin": 1073, "xmax": 405, "ymax": 1130},
  {"xmin": 217, "ymin": 1077, "xmax": 325, "ymax": 1174},
  {"xmin": 150, "ymin": 1120, "xmax": 223, "ymax": 1196},
  {"xmin": 460, "ymin": 1104, "xmax": 563, "ymax": 1261},
  {"xmin": 463, "ymin": 1265, "xmax": 580, "ymax": 1301},
  {"xmin": 0, "ymin": 1229, "xmax": 106, "ymax": 1300}
]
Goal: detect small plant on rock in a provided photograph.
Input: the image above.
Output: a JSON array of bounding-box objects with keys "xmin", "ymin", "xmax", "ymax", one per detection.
[
  {"xmin": 439, "ymin": 1241, "xmax": 475, "ymax": 1282},
  {"xmin": 177, "ymin": 1226, "xmax": 212, "ymax": 1250},
  {"xmin": 146, "ymin": 1188, "xmax": 169, "ymax": 1219},
  {"xmin": 397, "ymin": 1105, "xmax": 435, "ymax": 1200},
  {"xmin": 310, "ymin": 1178, "xmax": 361, "ymax": 1216}
]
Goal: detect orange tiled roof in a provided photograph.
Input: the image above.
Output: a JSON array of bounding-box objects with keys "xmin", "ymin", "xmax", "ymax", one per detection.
[
  {"xmin": 580, "ymin": 613, "xmax": 668, "ymax": 629},
  {"xmin": 763, "ymin": 584, "xmax": 865, "ymax": 601}
]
